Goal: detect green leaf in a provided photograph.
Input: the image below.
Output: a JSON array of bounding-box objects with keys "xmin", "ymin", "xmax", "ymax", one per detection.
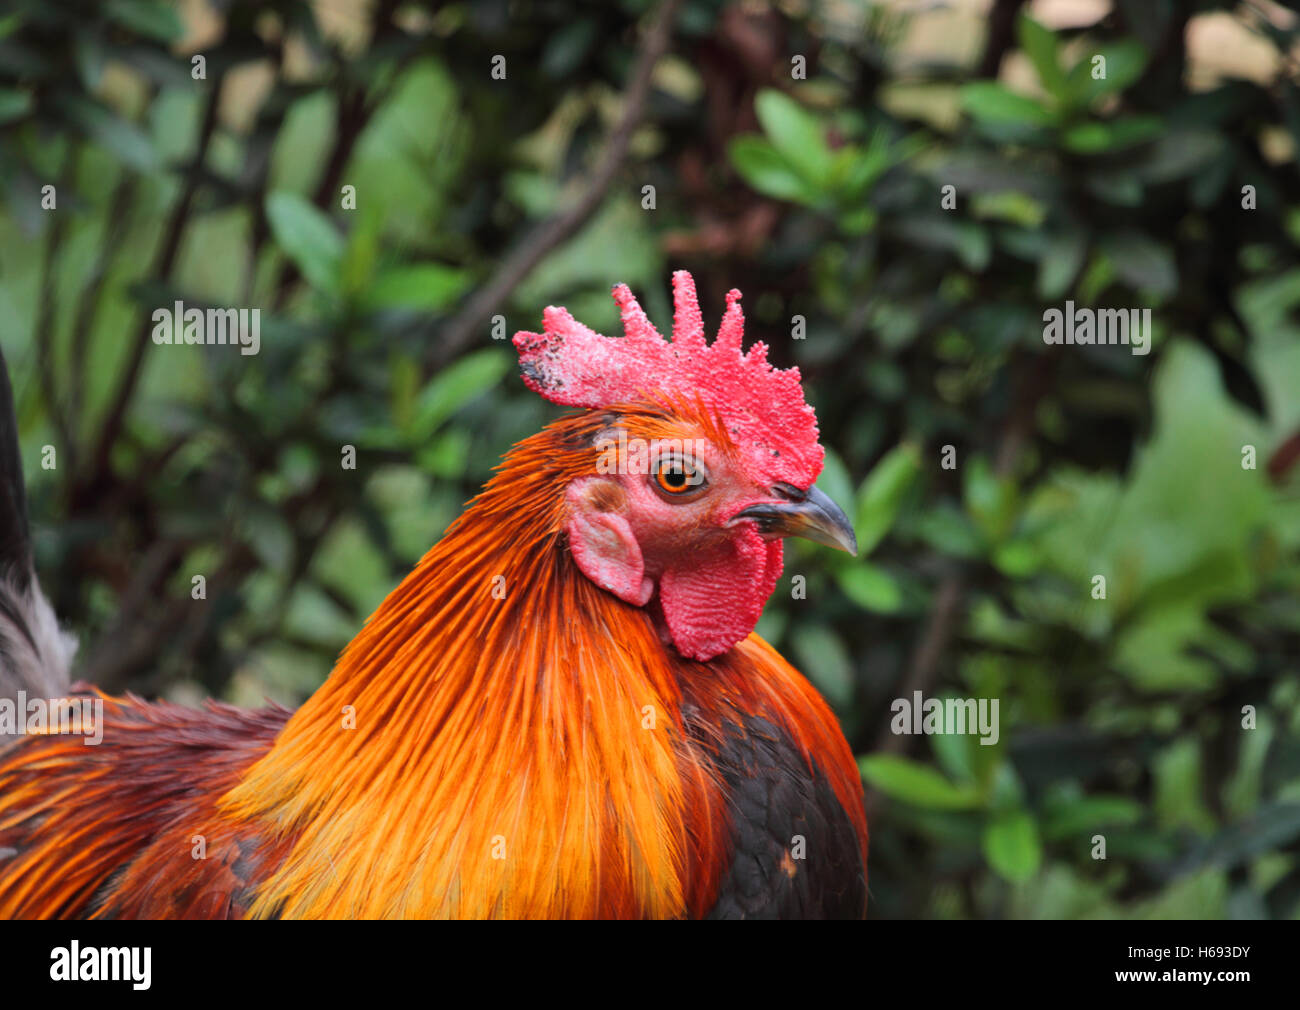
[
  {"xmin": 892, "ymin": 216, "xmax": 990, "ymax": 271},
  {"xmin": 1134, "ymin": 127, "xmax": 1224, "ymax": 183},
  {"xmin": 960, "ymin": 82, "xmax": 1057, "ymax": 127},
  {"xmin": 1037, "ymin": 230, "xmax": 1087, "ymax": 299},
  {"xmin": 540, "ymin": 20, "xmax": 597, "ymax": 78},
  {"xmin": 72, "ymin": 29, "xmax": 106, "ymax": 90},
  {"xmin": 992, "ymin": 538, "xmax": 1040, "ymax": 576},
  {"xmin": 1135, "ymin": 869, "xmax": 1227, "ymax": 919},
  {"xmin": 964, "ymin": 455, "xmax": 1018, "ymax": 545},
  {"xmin": 1066, "ymin": 41, "xmax": 1149, "ymax": 105},
  {"xmin": 1017, "ymin": 15, "xmax": 1066, "ymax": 99},
  {"xmin": 417, "ymin": 429, "xmax": 471, "ymax": 479},
  {"xmin": 930, "ymin": 727, "xmax": 976, "ymax": 785},
  {"xmin": 989, "ymin": 762, "xmax": 1026, "ymax": 812},
  {"xmin": 833, "ymin": 133, "xmax": 894, "ymax": 200},
  {"xmin": 53, "ymin": 95, "xmax": 158, "ymax": 171},
  {"xmin": 983, "ymin": 809, "xmax": 1043, "ymax": 882},
  {"xmin": 1087, "ymin": 170, "xmax": 1144, "ymax": 206},
  {"xmin": 387, "ymin": 351, "xmax": 420, "ymax": 433},
  {"xmin": 1101, "ymin": 229, "xmax": 1176, "ymax": 298},
  {"xmin": 1061, "ymin": 115, "xmax": 1162, "ymax": 153},
  {"xmin": 816, "ymin": 447, "xmax": 855, "ymax": 518},
  {"xmin": 362, "ymin": 264, "xmax": 471, "ymax": 312},
  {"xmin": 1223, "ymin": 717, "xmax": 1274, "ymax": 820},
  {"xmin": 790, "ymin": 623, "xmax": 854, "ymax": 708},
  {"xmin": 968, "ymin": 597, "xmax": 1039, "ymax": 651},
  {"xmin": 1042, "ymin": 794, "xmax": 1143, "ymax": 842},
  {"xmin": 914, "ymin": 504, "xmax": 984, "ymax": 559},
  {"xmin": 409, "ymin": 348, "xmax": 511, "ymax": 443},
  {"xmin": 0, "ymin": 88, "xmax": 30, "ymax": 124},
  {"xmin": 859, "ymin": 755, "xmax": 983, "ymax": 810},
  {"xmin": 1153, "ymin": 738, "xmax": 1216, "ymax": 833},
  {"xmin": 754, "ymin": 89, "xmax": 832, "ymax": 186},
  {"xmin": 854, "ymin": 442, "xmax": 921, "ymax": 554},
  {"xmin": 971, "ymin": 191, "xmax": 1046, "ymax": 228},
  {"xmin": 265, "ymin": 192, "xmax": 344, "ymax": 291},
  {"xmin": 728, "ymin": 136, "xmax": 815, "ymax": 204},
  {"xmin": 105, "ymin": 0, "xmax": 183, "ymax": 42},
  {"xmin": 514, "ymin": 199, "xmax": 658, "ymax": 307},
  {"xmin": 836, "ymin": 562, "xmax": 903, "ymax": 613},
  {"xmin": 339, "ymin": 212, "xmax": 381, "ymax": 298},
  {"xmin": 838, "ymin": 205, "xmax": 878, "ymax": 235}
]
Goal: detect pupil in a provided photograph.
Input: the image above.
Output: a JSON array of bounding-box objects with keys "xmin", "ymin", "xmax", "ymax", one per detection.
[{"xmin": 666, "ymin": 468, "xmax": 684, "ymax": 486}]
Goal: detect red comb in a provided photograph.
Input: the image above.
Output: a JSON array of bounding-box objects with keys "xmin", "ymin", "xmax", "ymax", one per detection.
[{"xmin": 513, "ymin": 271, "xmax": 823, "ymax": 489}]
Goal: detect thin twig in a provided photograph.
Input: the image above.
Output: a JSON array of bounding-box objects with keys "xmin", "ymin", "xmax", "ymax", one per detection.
[
  {"xmin": 977, "ymin": 0, "xmax": 1027, "ymax": 79},
  {"xmin": 270, "ymin": 0, "xmax": 405, "ymax": 309},
  {"xmin": 871, "ymin": 353, "xmax": 1052, "ymax": 758},
  {"xmin": 431, "ymin": 0, "xmax": 683, "ymax": 369},
  {"xmin": 270, "ymin": 88, "xmax": 368, "ymax": 311},
  {"xmin": 33, "ymin": 148, "xmax": 77, "ymax": 459},
  {"xmin": 79, "ymin": 75, "xmax": 226, "ymax": 496},
  {"xmin": 876, "ymin": 573, "xmax": 965, "ymax": 756},
  {"xmin": 69, "ymin": 171, "xmax": 138, "ymax": 453}
]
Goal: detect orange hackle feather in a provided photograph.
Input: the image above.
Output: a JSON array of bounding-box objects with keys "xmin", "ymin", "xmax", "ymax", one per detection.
[
  {"xmin": 221, "ymin": 402, "xmax": 864, "ymax": 918},
  {"xmin": 0, "ymin": 272, "xmax": 867, "ymax": 919},
  {"xmin": 0, "ymin": 403, "xmax": 864, "ymax": 918}
]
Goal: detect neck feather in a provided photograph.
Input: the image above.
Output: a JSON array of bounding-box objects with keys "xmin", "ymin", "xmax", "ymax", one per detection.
[{"xmin": 222, "ymin": 417, "xmax": 722, "ymax": 918}]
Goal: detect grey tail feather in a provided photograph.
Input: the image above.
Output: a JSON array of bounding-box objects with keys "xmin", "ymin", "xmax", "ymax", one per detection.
[{"xmin": 0, "ymin": 344, "xmax": 75, "ymax": 730}]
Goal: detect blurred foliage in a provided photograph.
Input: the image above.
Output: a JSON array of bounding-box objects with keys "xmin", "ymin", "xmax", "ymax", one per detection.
[{"xmin": 1, "ymin": 0, "xmax": 1299, "ymax": 918}]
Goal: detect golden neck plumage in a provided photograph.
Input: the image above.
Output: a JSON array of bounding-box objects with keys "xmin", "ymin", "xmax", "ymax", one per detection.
[{"xmin": 221, "ymin": 415, "xmax": 716, "ymax": 918}]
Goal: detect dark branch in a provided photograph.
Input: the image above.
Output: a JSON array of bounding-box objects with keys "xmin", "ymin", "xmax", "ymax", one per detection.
[
  {"xmin": 430, "ymin": 0, "xmax": 684, "ymax": 369},
  {"xmin": 79, "ymin": 75, "xmax": 227, "ymax": 497},
  {"xmin": 977, "ymin": 0, "xmax": 1027, "ymax": 79}
]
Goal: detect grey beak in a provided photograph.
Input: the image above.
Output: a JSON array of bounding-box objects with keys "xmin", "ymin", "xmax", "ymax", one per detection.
[{"xmin": 730, "ymin": 484, "xmax": 858, "ymax": 556}]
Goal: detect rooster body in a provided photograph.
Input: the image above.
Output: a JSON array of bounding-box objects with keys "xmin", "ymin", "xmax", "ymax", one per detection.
[{"xmin": 0, "ymin": 273, "xmax": 868, "ymax": 918}]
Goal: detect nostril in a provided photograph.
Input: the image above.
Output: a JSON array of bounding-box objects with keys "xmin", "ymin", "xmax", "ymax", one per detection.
[{"xmin": 771, "ymin": 482, "xmax": 808, "ymax": 502}]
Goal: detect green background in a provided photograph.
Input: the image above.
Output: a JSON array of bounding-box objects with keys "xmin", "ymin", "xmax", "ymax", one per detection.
[{"xmin": 1, "ymin": 0, "xmax": 1299, "ymax": 918}]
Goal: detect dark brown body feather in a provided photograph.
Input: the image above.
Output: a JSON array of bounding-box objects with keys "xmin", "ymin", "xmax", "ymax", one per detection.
[{"xmin": 0, "ymin": 688, "xmax": 289, "ymax": 918}]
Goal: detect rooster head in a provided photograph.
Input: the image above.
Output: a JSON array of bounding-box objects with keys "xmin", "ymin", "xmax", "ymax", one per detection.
[{"xmin": 513, "ymin": 271, "xmax": 856, "ymax": 662}]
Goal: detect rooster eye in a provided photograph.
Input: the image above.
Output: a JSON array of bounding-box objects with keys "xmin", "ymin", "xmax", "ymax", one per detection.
[{"xmin": 653, "ymin": 455, "xmax": 707, "ymax": 499}]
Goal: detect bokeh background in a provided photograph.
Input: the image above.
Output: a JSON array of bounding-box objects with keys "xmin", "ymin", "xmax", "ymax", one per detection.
[{"xmin": 1, "ymin": 0, "xmax": 1299, "ymax": 919}]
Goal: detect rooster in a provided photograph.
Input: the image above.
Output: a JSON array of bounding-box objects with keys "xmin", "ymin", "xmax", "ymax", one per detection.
[{"xmin": 0, "ymin": 271, "xmax": 867, "ymax": 919}]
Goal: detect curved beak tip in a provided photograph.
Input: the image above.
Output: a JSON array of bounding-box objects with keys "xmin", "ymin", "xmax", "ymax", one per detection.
[{"xmin": 733, "ymin": 484, "xmax": 858, "ymax": 556}]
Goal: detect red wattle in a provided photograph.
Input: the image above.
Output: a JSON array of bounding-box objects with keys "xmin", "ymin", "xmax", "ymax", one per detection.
[{"xmin": 659, "ymin": 529, "xmax": 784, "ymax": 661}]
